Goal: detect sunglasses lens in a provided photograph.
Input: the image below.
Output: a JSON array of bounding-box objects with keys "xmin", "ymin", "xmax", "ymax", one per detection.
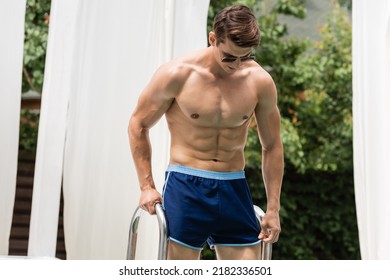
[
  {"xmin": 222, "ymin": 57, "xmax": 237, "ymax": 63},
  {"xmin": 241, "ymin": 56, "xmax": 255, "ymax": 61},
  {"xmin": 221, "ymin": 55, "xmax": 255, "ymax": 63}
]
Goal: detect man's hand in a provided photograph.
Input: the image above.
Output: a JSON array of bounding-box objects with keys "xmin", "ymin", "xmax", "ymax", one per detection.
[
  {"xmin": 139, "ymin": 188, "xmax": 162, "ymax": 215},
  {"xmin": 258, "ymin": 210, "xmax": 281, "ymax": 243}
]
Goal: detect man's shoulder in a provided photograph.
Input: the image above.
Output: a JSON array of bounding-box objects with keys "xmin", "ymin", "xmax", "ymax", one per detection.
[
  {"xmin": 149, "ymin": 51, "xmax": 206, "ymax": 96},
  {"xmin": 239, "ymin": 64, "xmax": 275, "ymax": 97},
  {"xmin": 246, "ymin": 63, "xmax": 274, "ymax": 84},
  {"xmin": 157, "ymin": 51, "xmax": 203, "ymax": 81}
]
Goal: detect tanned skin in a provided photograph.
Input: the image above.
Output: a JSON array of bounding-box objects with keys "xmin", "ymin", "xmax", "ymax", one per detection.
[{"xmin": 129, "ymin": 31, "xmax": 284, "ymax": 260}]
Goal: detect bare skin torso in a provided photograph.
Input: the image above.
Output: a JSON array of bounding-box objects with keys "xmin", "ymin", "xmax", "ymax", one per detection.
[{"xmin": 166, "ymin": 58, "xmax": 259, "ymax": 172}]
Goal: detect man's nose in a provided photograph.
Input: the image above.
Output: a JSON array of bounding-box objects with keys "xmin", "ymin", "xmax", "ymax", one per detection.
[{"xmin": 233, "ymin": 58, "xmax": 242, "ymax": 68}]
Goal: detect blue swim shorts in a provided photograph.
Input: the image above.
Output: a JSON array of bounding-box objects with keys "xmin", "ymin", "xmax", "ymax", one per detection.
[{"xmin": 162, "ymin": 165, "xmax": 261, "ymax": 250}]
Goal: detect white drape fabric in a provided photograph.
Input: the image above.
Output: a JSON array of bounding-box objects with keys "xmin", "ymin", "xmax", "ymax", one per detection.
[
  {"xmin": 28, "ymin": 0, "xmax": 79, "ymax": 257},
  {"xmin": 0, "ymin": 0, "xmax": 26, "ymax": 255},
  {"xmin": 353, "ymin": 0, "xmax": 390, "ymax": 259},
  {"xmin": 30, "ymin": 0, "xmax": 209, "ymax": 259}
]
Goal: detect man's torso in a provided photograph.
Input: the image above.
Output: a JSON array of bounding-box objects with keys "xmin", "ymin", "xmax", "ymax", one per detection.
[{"xmin": 165, "ymin": 50, "xmax": 263, "ymax": 172}]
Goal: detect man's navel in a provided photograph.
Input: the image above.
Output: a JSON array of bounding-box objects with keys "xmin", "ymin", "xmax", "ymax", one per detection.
[{"xmin": 191, "ymin": 113, "xmax": 199, "ymax": 119}]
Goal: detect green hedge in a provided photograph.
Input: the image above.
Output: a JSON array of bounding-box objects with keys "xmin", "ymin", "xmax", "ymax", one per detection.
[{"xmin": 246, "ymin": 164, "xmax": 360, "ymax": 259}]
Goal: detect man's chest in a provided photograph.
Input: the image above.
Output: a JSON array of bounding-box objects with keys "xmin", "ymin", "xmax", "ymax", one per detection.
[{"xmin": 174, "ymin": 79, "xmax": 257, "ymax": 127}]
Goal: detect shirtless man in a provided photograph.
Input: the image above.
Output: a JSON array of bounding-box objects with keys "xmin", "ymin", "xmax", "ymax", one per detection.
[{"xmin": 128, "ymin": 5, "xmax": 284, "ymax": 260}]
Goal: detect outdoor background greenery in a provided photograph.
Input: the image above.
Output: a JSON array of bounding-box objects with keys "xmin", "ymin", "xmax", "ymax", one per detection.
[
  {"xmin": 22, "ymin": 0, "xmax": 358, "ymax": 259},
  {"xmin": 19, "ymin": 0, "xmax": 50, "ymax": 152}
]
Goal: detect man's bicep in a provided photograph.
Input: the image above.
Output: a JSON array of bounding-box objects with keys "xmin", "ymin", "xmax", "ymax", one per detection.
[
  {"xmin": 253, "ymin": 73, "xmax": 282, "ymax": 149},
  {"xmin": 132, "ymin": 86, "xmax": 174, "ymax": 129},
  {"xmin": 131, "ymin": 67, "xmax": 176, "ymax": 129},
  {"xmin": 255, "ymin": 106, "xmax": 282, "ymax": 150}
]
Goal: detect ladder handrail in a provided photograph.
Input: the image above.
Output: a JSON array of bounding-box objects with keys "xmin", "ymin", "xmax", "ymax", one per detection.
[
  {"xmin": 127, "ymin": 203, "xmax": 168, "ymax": 260},
  {"xmin": 253, "ymin": 205, "xmax": 273, "ymax": 260}
]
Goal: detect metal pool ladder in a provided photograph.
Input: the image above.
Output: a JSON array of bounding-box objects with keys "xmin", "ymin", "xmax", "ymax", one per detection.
[{"xmin": 127, "ymin": 203, "xmax": 272, "ymax": 260}]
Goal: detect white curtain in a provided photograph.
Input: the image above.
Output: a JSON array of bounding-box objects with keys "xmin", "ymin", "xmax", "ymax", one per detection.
[
  {"xmin": 353, "ymin": 0, "xmax": 390, "ymax": 259},
  {"xmin": 0, "ymin": 0, "xmax": 26, "ymax": 255},
  {"xmin": 29, "ymin": 0, "xmax": 209, "ymax": 259}
]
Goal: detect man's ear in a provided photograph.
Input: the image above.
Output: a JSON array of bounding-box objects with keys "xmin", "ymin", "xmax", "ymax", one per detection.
[{"xmin": 209, "ymin": 31, "xmax": 216, "ymax": 46}]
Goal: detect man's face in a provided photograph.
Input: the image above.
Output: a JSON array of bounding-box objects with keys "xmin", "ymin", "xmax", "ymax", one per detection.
[{"xmin": 215, "ymin": 39, "xmax": 254, "ymax": 72}]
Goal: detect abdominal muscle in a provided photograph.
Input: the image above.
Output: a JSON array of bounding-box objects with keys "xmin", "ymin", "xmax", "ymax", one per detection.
[{"xmin": 167, "ymin": 117, "xmax": 250, "ymax": 172}]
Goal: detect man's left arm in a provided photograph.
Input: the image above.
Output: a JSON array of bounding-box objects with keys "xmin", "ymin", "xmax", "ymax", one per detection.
[{"xmin": 254, "ymin": 73, "xmax": 284, "ymax": 243}]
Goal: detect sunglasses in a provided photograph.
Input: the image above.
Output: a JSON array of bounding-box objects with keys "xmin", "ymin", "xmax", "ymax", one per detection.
[{"xmin": 221, "ymin": 54, "xmax": 255, "ymax": 63}]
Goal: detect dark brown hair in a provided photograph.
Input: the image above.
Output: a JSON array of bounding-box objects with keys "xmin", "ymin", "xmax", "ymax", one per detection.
[{"xmin": 213, "ymin": 4, "xmax": 260, "ymax": 48}]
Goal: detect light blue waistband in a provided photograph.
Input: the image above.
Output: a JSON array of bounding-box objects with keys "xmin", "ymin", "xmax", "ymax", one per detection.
[{"xmin": 166, "ymin": 165, "xmax": 245, "ymax": 180}]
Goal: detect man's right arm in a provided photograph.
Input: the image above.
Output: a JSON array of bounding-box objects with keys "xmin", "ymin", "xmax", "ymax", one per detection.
[
  {"xmin": 254, "ymin": 71, "xmax": 284, "ymax": 243},
  {"xmin": 128, "ymin": 63, "xmax": 184, "ymax": 214}
]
